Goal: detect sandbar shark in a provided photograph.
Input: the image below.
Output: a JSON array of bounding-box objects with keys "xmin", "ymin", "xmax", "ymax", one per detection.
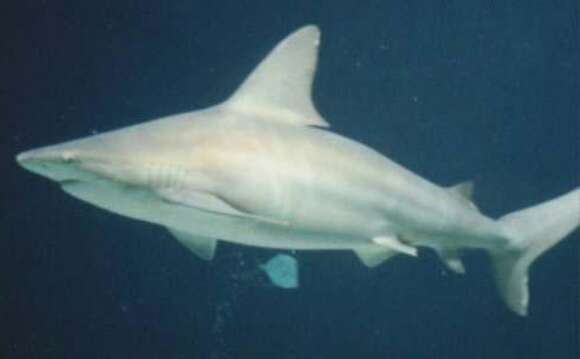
[{"xmin": 16, "ymin": 26, "xmax": 579, "ymax": 315}]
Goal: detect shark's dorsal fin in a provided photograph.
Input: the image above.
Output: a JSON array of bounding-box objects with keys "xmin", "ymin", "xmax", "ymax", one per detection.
[{"xmin": 226, "ymin": 25, "xmax": 329, "ymax": 128}]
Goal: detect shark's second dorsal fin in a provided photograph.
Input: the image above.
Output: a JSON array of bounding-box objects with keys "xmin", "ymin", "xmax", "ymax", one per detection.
[
  {"xmin": 447, "ymin": 181, "xmax": 478, "ymax": 211},
  {"xmin": 448, "ymin": 181, "xmax": 474, "ymax": 199},
  {"xmin": 226, "ymin": 25, "xmax": 329, "ymax": 128}
]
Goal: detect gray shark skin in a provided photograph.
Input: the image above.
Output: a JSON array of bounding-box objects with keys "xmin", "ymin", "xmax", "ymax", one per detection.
[{"xmin": 16, "ymin": 26, "xmax": 579, "ymax": 316}]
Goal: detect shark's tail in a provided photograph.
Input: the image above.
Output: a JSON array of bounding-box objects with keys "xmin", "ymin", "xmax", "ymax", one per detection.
[{"xmin": 490, "ymin": 188, "xmax": 580, "ymax": 315}]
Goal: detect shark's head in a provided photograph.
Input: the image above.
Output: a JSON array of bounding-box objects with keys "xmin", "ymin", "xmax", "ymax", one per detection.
[
  {"xmin": 15, "ymin": 111, "xmax": 219, "ymax": 197},
  {"xmin": 15, "ymin": 131, "xmax": 167, "ymax": 226},
  {"xmin": 15, "ymin": 130, "xmax": 169, "ymax": 216},
  {"xmin": 15, "ymin": 109, "xmax": 228, "ymax": 190},
  {"xmin": 14, "ymin": 128, "xmax": 151, "ymax": 194},
  {"xmin": 14, "ymin": 111, "xmax": 226, "ymax": 227}
]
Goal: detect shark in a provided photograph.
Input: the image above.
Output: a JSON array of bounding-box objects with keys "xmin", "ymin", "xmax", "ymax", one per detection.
[{"xmin": 16, "ymin": 25, "xmax": 579, "ymax": 316}]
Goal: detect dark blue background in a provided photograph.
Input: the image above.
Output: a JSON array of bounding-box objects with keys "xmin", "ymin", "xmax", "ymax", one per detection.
[{"xmin": 2, "ymin": 1, "xmax": 578, "ymax": 358}]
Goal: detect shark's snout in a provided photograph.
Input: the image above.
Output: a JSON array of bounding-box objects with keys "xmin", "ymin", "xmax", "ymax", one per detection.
[
  {"xmin": 15, "ymin": 150, "xmax": 42, "ymax": 165},
  {"xmin": 15, "ymin": 151, "xmax": 29, "ymax": 164},
  {"xmin": 17, "ymin": 147, "xmax": 67, "ymax": 165},
  {"xmin": 16, "ymin": 147, "xmax": 81, "ymax": 182},
  {"xmin": 16, "ymin": 149, "xmax": 54, "ymax": 170}
]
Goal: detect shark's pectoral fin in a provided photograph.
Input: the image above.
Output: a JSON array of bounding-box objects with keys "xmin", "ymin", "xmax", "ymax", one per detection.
[
  {"xmin": 158, "ymin": 188, "xmax": 287, "ymax": 226},
  {"xmin": 226, "ymin": 25, "xmax": 329, "ymax": 128},
  {"xmin": 167, "ymin": 227, "xmax": 217, "ymax": 260},
  {"xmin": 354, "ymin": 247, "xmax": 398, "ymax": 267},
  {"xmin": 435, "ymin": 247, "xmax": 466, "ymax": 274},
  {"xmin": 372, "ymin": 235, "xmax": 418, "ymax": 257}
]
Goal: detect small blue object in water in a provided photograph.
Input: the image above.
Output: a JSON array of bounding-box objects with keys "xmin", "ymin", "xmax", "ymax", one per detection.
[{"xmin": 260, "ymin": 254, "xmax": 299, "ymax": 289}]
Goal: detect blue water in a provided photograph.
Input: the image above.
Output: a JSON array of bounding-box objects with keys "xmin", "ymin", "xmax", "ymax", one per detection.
[{"xmin": 2, "ymin": 1, "xmax": 578, "ymax": 358}]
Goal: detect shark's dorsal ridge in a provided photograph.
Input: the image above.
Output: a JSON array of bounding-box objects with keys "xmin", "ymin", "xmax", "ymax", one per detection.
[{"xmin": 226, "ymin": 25, "xmax": 329, "ymax": 128}]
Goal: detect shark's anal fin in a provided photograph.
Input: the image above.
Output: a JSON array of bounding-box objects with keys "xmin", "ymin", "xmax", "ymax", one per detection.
[
  {"xmin": 158, "ymin": 188, "xmax": 288, "ymax": 226},
  {"xmin": 167, "ymin": 227, "xmax": 217, "ymax": 261},
  {"xmin": 372, "ymin": 235, "xmax": 418, "ymax": 257},
  {"xmin": 435, "ymin": 247, "xmax": 465, "ymax": 274},
  {"xmin": 226, "ymin": 25, "xmax": 328, "ymax": 128}
]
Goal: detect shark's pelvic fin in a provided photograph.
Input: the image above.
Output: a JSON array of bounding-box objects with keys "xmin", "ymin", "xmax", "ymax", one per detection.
[
  {"xmin": 355, "ymin": 234, "xmax": 417, "ymax": 267},
  {"xmin": 373, "ymin": 235, "xmax": 418, "ymax": 257},
  {"xmin": 167, "ymin": 227, "xmax": 217, "ymax": 260},
  {"xmin": 226, "ymin": 25, "xmax": 329, "ymax": 128},
  {"xmin": 354, "ymin": 247, "xmax": 398, "ymax": 267}
]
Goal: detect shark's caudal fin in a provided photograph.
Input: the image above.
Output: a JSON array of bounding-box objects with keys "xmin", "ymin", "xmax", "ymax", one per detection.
[{"xmin": 491, "ymin": 188, "xmax": 580, "ymax": 315}]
